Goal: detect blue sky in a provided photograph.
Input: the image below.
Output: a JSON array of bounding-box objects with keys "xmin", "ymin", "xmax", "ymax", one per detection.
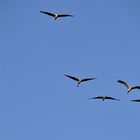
[{"xmin": 1, "ymin": 0, "xmax": 140, "ymax": 139}]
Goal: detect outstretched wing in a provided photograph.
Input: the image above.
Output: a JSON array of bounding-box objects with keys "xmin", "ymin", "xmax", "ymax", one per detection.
[
  {"xmin": 57, "ymin": 14, "xmax": 74, "ymax": 18},
  {"xmin": 131, "ymin": 99, "xmax": 140, "ymax": 102},
  {"xmin": 117, "ymin": 80, "xmax": 130, "ymax": 89},
  {"xmin": 105, "ymin": 96, "xmax": 120, "ymax": 101},
  {"xmin": 64, "ymin": 74, "xmax": 79, "ymax": 82},
  {"xmin": 89, "ymin": 96, "xmax": 103, "ymax": 100},
  {"xmin": 131, "ymin": 86, "xmax": 140, "ymax": 90},
  {"xmin": 40, "ymin": 11, "xmax": 55, "ymax": 17},
  {"xmin": 81, "ymin": 77, "xmax": 97, "ymax": 82}
]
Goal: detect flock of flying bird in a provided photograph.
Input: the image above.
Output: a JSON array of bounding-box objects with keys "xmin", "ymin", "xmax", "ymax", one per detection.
[
  {"xmin": 40, "ymin": 10, "xmax": 140, "ymax": 102},
  {"xmin": 64, "ymin": 74, "xmax": 140, "ymax": 102}
]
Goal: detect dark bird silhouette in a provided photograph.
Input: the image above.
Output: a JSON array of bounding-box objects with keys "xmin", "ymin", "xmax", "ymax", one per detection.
[
  {"xmin": 131, "ymin": 99, "xmax": 140, "ymax": 102},
  {"xmin": 64, "ymin": 74, "xmax": 96, "ymax": 87},
  {"xmin": 89, "ymin": 96, "xmax": 120, "ymax": 101},
  {"xmin": 117, "ymin": 80, "xmax": 140, "ymax": 94},
  {"xmin": 40, "ymin": 11, "xmax": 74, "ymax": 20}
]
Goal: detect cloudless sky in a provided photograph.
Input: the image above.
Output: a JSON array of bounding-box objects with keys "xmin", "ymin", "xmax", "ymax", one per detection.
[{"xmin": 1, "ymin": 0, "xmax": 140, "ymax": 140}]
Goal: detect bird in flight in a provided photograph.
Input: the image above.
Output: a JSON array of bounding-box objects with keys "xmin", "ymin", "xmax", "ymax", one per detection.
[
  {"xmin": 131, "ymin": 99, "xmax": 140, "ymax": 102},
  {"xmin": 64, "ymin": 74, "xmax": 96, "ymax": 87},
  {"xmin": 40, "ymin": 11, "xmax": 74, "ymax": 20},
  {"xmin": 117, "ymin": 80, "xmax": 140, "ymax": 94},
  {"xmin": 89, "ymin": 96, "xmax": 120, "ymax": 101}
]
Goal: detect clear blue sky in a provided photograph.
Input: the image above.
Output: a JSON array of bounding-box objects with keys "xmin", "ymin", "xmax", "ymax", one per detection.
[{"xmin": 1, "ymin": 0, "xmax": 140, "ymax": 139}]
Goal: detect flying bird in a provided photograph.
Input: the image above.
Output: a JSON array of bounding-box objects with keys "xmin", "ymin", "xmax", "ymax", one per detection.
[
  {"xmin": 64, "ymin": 74, "xmax": 96, "ymax": 87},
  {"xmin": 117, "ymin": 80, "xmax": 140, "ymax": 94},
  {"xmin": 131, "ymin": 99, "xmax": 140, "ymax": 102},
  {"xmin": 40, "ymin": 11, "xmax": 74, "ymax": 20},
  {"xmin": 89, "ymin": 96, "xmax": 120, "ymax": 101}
]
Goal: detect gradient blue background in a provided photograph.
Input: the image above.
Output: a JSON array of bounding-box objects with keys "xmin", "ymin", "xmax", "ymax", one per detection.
[{"xmin": 1, "ymin": 0, "xmax": 140, "ymax": 139}]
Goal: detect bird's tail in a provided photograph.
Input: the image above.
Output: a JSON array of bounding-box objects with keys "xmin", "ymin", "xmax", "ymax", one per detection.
[
  {"xmin": 77, "ymin": 83, "xmax": 80, "ymax": 87},
  {"xmin": 127, "ymin": 90, "xmax": 131, "ymax": 94}
]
